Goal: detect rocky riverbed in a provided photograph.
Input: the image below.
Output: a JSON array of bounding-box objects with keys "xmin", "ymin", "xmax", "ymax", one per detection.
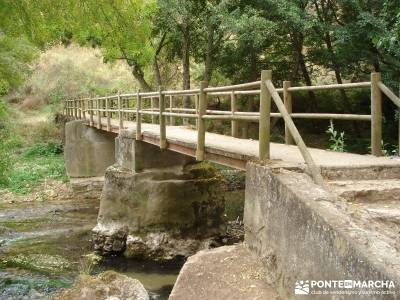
[
  {"xmin": 0, "ymin": 164, "xmax": 245, "ymax": 299},
  {"xmin": 0, "ymin": 181, "xmax": 180, "ymax": 300}
]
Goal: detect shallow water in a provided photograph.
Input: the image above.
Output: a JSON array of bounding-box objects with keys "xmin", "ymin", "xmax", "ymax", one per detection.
[{"xmin": 0, "ymin": 197, "xmax": 180, "ymax": 300}]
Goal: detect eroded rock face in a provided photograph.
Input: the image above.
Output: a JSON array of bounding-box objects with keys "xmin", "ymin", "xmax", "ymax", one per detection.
[
  {"xmin": 52, "ymin": 271, "xmax": 149, "ymax": 300},
  {"xmin": 93, "ymin": 162, "xmax": 226, "ymax": 261},
  {"xmin": 124, "ymin": 233, "xmax": 221, "ymax": 261}
]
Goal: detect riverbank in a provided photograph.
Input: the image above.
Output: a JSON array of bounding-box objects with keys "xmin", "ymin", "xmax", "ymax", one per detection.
[
  {"xmin": 0, "ymin": 108, "xmax": 183, "ymax": 299},
  {"xmin": 0, "ymin": 108, "xmax": 247, "ymax": 299},
  {"xmin": 0, "ymin": 180, "xmax": 181, "ymax": 299}
]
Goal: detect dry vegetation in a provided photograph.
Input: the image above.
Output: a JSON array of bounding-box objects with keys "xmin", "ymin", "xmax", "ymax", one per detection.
[{"xmin": 12, "ymin": 45, "xmax": 137, "ymax": 110}]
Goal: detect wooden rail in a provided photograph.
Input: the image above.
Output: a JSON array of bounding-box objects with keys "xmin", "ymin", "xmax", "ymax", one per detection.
[{"xmin": 63, "ymin": 71, "xmax": 400, "ymax": 185}]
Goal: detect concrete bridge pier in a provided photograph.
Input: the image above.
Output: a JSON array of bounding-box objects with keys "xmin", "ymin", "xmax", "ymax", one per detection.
[
  {"xmin": 92, "ymin": 129, "xmax": 226, "ymax": 261},
  {"xmin": 64, "ymin": 120, "xmax": 117, "ymax": 178}
]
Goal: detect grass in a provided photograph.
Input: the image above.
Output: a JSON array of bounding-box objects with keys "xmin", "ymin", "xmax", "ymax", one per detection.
[{"xmin": 0, "ymin": 141, "xmax": 68, "ymax": 195}]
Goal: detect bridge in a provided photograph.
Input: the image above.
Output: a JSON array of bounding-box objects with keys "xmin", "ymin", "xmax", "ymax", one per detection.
[
  {"xmin": 64, "ymin": 70, "xmax": 400, "ymax": 182},
  {"xmin": 63, "ymin": 70, "xmax": 400, "ymax": 299}
]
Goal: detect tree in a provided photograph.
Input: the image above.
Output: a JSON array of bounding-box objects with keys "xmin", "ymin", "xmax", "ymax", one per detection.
[
  {"xmin": 4, "ymin": 0, "xmax": 157, "ymax": 91},
  {"xmin": 158, "ymin": 0, "xmax": 205, "ymax": 113},
  {"xmin": 0, "ymin": 33, "xmax": 38, "ymax": 95}
]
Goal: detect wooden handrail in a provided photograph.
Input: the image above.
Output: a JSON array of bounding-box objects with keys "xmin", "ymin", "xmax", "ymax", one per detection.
[
  {"xmin": 377, "ymin": 82, "xmax": 400, "ymax": 154},
  {"xmin": 265, "ymin": 79, "xmax": 324, "ymax": 186},
  {"xmin": 287, "ymin": 81, "xmax": 371, "ymax": 92},
  {"xmin": 378, "ymin": 82, "xmax": 400, "ymax": 108},
  {"xmin": 204, "ymin": 81, "xmax": 261, "ymax": 93},
  {"xmin": 64, "ymin": 71, "xmax": 400, "ymax": 169}
]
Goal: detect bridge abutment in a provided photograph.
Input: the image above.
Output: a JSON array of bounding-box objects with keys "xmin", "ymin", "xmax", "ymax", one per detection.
[
  {"xmin": 93, "ymin": 129, "xmax": 226, "ymax": 261},
  {"xmin": 244, "ymin": 162, "xmax": 400, "ymax": 299},
  {"xmin": 64, "ymin": 120, "xmax": 116, "ymax": 178}
]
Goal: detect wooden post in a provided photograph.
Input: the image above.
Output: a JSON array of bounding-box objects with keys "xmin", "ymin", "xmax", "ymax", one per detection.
[
  {"xmin": 81, "ymin": 99, "xmax": 84, "ymax": 119},
  {"xmin": 106, "ymin": 97, "xmax": 111, "ymax": 131},
  {"xmin": 74, "ymin": 99, "xmax": 78, "ymax": 118},
  {"xmin": 259, "ymin": 70, "xmax": 272, "ymax": 160},
  {"xmin": 195, "ymin": 94, "xmax": 199, "ymax": 129},
  {"xmin": 283, "ymin": 81, "xmax": 294, "ymax": 144},
  {"xmin": 78, "ymin": 99, "xmax": 81, "ymax": 119},
  {"xmin": 196, "ymin": 81, "xmax": 208, "ymax": 161},
  {"xmin": 169, "ymin": 95, "xmax": 175, "ymax": 125},
  {"xmin": 265, "ymin": 79, "xmax": 324, "ymax": 186},
  {"xmin": 125, "ymin": 98, "xmax": 129, "ymax": 121},
  {"xmin": 136, "ymin": 91, "xmax": 142, "ymax": 140},
  {"xmin": 126, "ymin": 98, "xmax": 129, "ymax": 121},
  {"xmin": 118, "ymin": 91, "xmax": 123, "ymax": 133},
  {"xmin": 151, "ymin": 97, "xmax": 155, "ymax": 124},
  {"xmin": 97, "ymin": 97, "xmax": 101, "ymax": 129},
  {"xmin": 83, "ymin": 99, "xmax": 86, "ymax": 120},
  {"xmin": 159, "ymin": 89, "xmax": 167, "ymax": 149},
  {"xmin": 122, "ymin": 98, "xmax": 126, "ymax": 121},
  {"xmin": 89, "ymin": 99, "xmax": 94, "ymax": 126},
  {"xmin": 231, "ymin": 91, "xmax": 239, "ymax": 137},
  {"xmin": 169, "ymin": 95, "xmax": 174, "ymax": 125},
  {"xmin": 77, "ymin": 99, "xmax": 81, "ymax": 119},
  {"xmin": 371, "ymin": 72, "xmax": 382, "ymax": 156}
]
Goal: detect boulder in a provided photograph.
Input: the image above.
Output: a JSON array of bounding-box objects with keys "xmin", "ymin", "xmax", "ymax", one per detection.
[{"xmin": 52, "ymin": 271, "xmax": 149, "ymax": 300}]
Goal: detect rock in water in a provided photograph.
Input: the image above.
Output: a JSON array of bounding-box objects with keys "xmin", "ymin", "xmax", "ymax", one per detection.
[{"xmin": 52, "ymin": 271, "xmax": 149, "ymax": 300}]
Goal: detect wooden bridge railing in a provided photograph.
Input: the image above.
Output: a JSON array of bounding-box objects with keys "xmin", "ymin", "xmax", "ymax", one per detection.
[{"xmin": 63, "ymin": 71, "xmax": 400, "ymax": 185}]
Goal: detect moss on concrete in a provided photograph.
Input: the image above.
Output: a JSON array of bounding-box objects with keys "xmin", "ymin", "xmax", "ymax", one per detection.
[{"xmin": 184, "ymin": 162, "xmax": 218, "ymax": 179}]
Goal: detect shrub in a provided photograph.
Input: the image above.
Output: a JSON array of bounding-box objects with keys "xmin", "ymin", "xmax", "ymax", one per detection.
[
  {"xmin": 0, "ymin": 101, "xmax": 11, "ymax": 183},
  {"xmin": 25, "ymin": 142, "xmax": 63, "ymax": 158}
]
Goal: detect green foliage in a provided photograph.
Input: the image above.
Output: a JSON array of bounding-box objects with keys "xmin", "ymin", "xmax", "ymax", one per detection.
[
  {"xmin": 25, "ymin": 142, "xmax": 63, "ymax": 158},
  {"xmin": 0, "ymin": 33, "xmax": 38, "ymax": 95},
  {"xmin": 326, "ymin": 121, "xmax": 345, "ymax": 152},
  {"xmin": 380, "ymin": 141, "xmax": 399, "ymax": 157},
  {"xmin": 0, "ymin": 142, "xmax": 68, "ymax": 194},
  {"xmin": 0, "ymin": 101, "xmax": 13, "ymax": 184},
  {"xmin": 4, "ymin": 0, "xmax": 157, "ymax": 90},
  {"xmin": 395, "ymin": 110, "xmax": 400, "ymax": 122}
]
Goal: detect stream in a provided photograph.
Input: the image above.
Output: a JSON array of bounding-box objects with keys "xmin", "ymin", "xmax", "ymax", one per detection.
[{"xmin": 0, "ymin": 197, "xmax": 180, "ymax": 300}]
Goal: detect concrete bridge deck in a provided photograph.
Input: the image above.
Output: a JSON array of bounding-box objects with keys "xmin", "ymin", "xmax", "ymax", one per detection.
[{"xmin": 90, "ymin": 117, "xmax": 400, "ymax": 171}]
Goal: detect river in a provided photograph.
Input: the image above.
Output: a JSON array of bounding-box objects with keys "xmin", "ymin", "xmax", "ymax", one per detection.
[{"xmin": 0, "ymin": 196, "xmax": 180, "ymax": 300}]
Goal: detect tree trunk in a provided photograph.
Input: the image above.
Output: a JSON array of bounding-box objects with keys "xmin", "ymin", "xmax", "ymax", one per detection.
[
  {"xmin": 242, "ymin": 49, "xmax": 258, "ymax": 139},
  {"xmin": 324, "ymin": 33, "xmax": 354, "ymax": 113},
  {"xmin": 204, "ymin": 21, "xmax": 214, "ymax": 82},
  {"xmin": 131, "ymin": 64, "xmax": 152, "ymax": 92},
  {"xmin": 153, "ymin": 32, "xmax": 167, "ymax": 88},
  {"xmin": 291, "ymin": 32, "xmax": 316, "ymax": 109},
  {"xmin": 182, "ymin": 24, "xmax": 191, "ymax": 125},
  {"xmin": 153, "ymin": 58, "xmax": 162, "ymax": 88}
]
